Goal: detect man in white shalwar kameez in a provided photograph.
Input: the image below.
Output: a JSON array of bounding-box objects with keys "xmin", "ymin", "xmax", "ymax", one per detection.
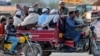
[
  {"xmin": 20, "ymin": 7, "xmax": 39, "ymax": 26},
  {"xmin": 42, "ymin": 9, "xmax": 59, "ymax": 28},
  {"xmin": 13, "ymin": 11, "xmax": 22, "ymax": 26}
]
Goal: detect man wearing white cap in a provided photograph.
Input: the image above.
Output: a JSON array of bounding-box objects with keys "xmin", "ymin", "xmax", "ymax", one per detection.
[
  {"xmin": 38, "ymin": 8, "xmax": 48, "ymax": 26},
  {"xmin": 20, "ymin": 7, "xmax": 39, "ymax": 26},
  {"xmin": 42, "ymin": 9, "xmax": 59, "ymax": 28},
  {"xmin": 58, "ymin": 1, "xmax": 69, "ymax": 16},
  {"xmin": 58, "ymin": 1, "xmax": 69, "ymax": 33},
  {"xmin": 13, "ymin": 11, "xmax": 22, "ymax": 26}
]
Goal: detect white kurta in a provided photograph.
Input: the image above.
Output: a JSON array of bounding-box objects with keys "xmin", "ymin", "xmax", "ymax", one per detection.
[
  {"xmin": 42, "ymin": 14, "xmax": 59, "ymax": 27},
  {"xmin": 13, "ymin": 16, "xmax": 22, "ymax": 26},
  {"xmin": 21, "ymin": 13, "xmax": 39, "ymax": 26}
]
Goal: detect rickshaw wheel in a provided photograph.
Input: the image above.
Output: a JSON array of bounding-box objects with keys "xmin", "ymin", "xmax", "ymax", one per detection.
[
  {"xmin": 42, "ymin": 44, "xmax": 52, "ymax": 56},
  {"xmin": 43, "ymin": 51, "xmax": 52, "ymax": 56}
]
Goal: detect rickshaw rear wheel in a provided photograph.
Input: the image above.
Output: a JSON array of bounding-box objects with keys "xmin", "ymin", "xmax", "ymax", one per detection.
[
  {"xmin": 43, "ymin": 51, "xmax": 52, "ymax": 56},
  {"xmin": 42, "ymin": 44, "xmax": 52, "ymax": 56}
]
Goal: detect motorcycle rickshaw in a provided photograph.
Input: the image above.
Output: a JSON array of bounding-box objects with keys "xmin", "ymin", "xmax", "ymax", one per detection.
[
  {"xmin": 17, "ymin": 18, "xmax": 92, "ymax": 56},
  {"xmin": 1, "ymin": 32, "xmax": 42, "ymax": 56}
]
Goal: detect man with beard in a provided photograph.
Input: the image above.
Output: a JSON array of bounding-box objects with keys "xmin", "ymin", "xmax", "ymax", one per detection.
[
  {"xmin": 5, "ymin": 17, "xmax": 18, "ymax": 55},
  {"xmin": 58, "ymin": 1, "xmax": 69, "ymax": 33}
]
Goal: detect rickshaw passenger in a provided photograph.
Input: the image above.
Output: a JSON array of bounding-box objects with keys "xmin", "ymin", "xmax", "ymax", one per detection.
[
  {"xmin": 20, "ymin": 7, "xmax": 39, "ymax": 26},
  {"xmin": 0, "ymin": 17, "xmax": 6, "ymax": 48},
  {"xmin": 13, "ymin": 11, "xmax": 22, "ymax": 26},
  {"xmin": 65, "ymin": 11, "xmax": 82, "ymax": 44},
  {"xmin": 42, "ymin": 9, "xmax": 59, "ymax": 28},
  {"xmin": 5, "ymin": 17, "xmax": 18, "ymax": 54},
  {"xmin": 58, "ymin": 1, "xmax": 69, "ymax": 33},
  {"xmin": 37, "ymin": 8, "xmax": 48, "ymax": 30},
  {"xmin": 33, "ymin": 3, "xmax": 42, "ymax": 15}
]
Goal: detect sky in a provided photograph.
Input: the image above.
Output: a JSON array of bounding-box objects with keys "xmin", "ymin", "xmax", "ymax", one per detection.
[{"xmin": 0, "ymin": 0, "xmax": 11, "ymax": 2}]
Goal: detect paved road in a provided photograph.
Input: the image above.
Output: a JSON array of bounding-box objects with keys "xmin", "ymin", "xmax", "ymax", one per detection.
[
  {"xmin": 0, "ymin": 50, "xmax": 93, "ymax": 56},
  {"xmin": 51, "ymin": 53, "xmax": 93, "ymax": 56}
]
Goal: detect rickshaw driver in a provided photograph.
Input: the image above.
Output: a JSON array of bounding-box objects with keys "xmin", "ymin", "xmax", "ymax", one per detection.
[{"xmin": 65, "ymin": 11, "xmax": 85, "ymax": 46}]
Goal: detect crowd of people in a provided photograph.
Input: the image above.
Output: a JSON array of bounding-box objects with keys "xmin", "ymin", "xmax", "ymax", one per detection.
[{"xmin": 0, "ymin": 1, "xmax": 86, "ymax": 54}]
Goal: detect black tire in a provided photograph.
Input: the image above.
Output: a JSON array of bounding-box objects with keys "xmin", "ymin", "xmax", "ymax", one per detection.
[
  {"xmin": 92, "ymin": 44, "xmax": 100, "ymax": 56},
  {"xmin": 42, "ymin": 44, "xmax": 52, "ymax": 56},
  {"xmin": 24, "ymin": 43, "xmax": 43, "ymax": 56},
  {"xmin": 42, "ymin": 51, "xmax": 52, "ymax": 56}
]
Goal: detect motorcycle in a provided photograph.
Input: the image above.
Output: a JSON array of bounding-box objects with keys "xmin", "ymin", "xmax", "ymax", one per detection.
[
  {"xmin": 3, "ymin": 32, "xmax": 42, "ymax": 56},
  {"xmin": 89, "ymin": 26, "xmax": 100, "ymax": 56}
]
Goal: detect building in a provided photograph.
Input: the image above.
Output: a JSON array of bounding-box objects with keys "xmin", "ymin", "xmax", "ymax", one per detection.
[{"xmin": 93, "ymin": 0, "xmax": 100, "ymax": 6}]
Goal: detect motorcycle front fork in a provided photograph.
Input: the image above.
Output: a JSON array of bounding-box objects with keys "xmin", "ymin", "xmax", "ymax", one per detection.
[{"xmin": 27, "ymin": 40, "xmax": 34, "ymax": 53}]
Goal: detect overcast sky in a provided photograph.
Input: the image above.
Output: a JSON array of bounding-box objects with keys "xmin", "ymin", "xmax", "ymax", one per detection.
[{"xmin": 0, "ymin": 0, "xmax": 11, "ymax": 2}]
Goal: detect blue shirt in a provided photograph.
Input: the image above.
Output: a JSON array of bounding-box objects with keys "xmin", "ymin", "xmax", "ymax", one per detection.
[
  {"xmin": 66, "ymin": 17, "xmax": 79, "ymax": 31},
  {"xmin": 65, "ymin": 17, "xmax": 80, "ymax": 38},
  {"xmin": 6, "ymin": 24, "xmax": 16, "ymax": 36},
  {"xmin": 38, "ymin": 13, "xmax": 48, "ymax": 25}
]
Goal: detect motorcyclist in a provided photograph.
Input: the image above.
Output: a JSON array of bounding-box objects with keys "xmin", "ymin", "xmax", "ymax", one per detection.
[
  {"xmin": 0, "ymin": 17, "xmax": 6, "ymax": 48},
  {"xmin": 65, "ymin": 11, "xmax": 84, "ymax": 45},
  {"xmin": 5, "ymin": 17, "xmax": 18, "ymax": 55}
]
